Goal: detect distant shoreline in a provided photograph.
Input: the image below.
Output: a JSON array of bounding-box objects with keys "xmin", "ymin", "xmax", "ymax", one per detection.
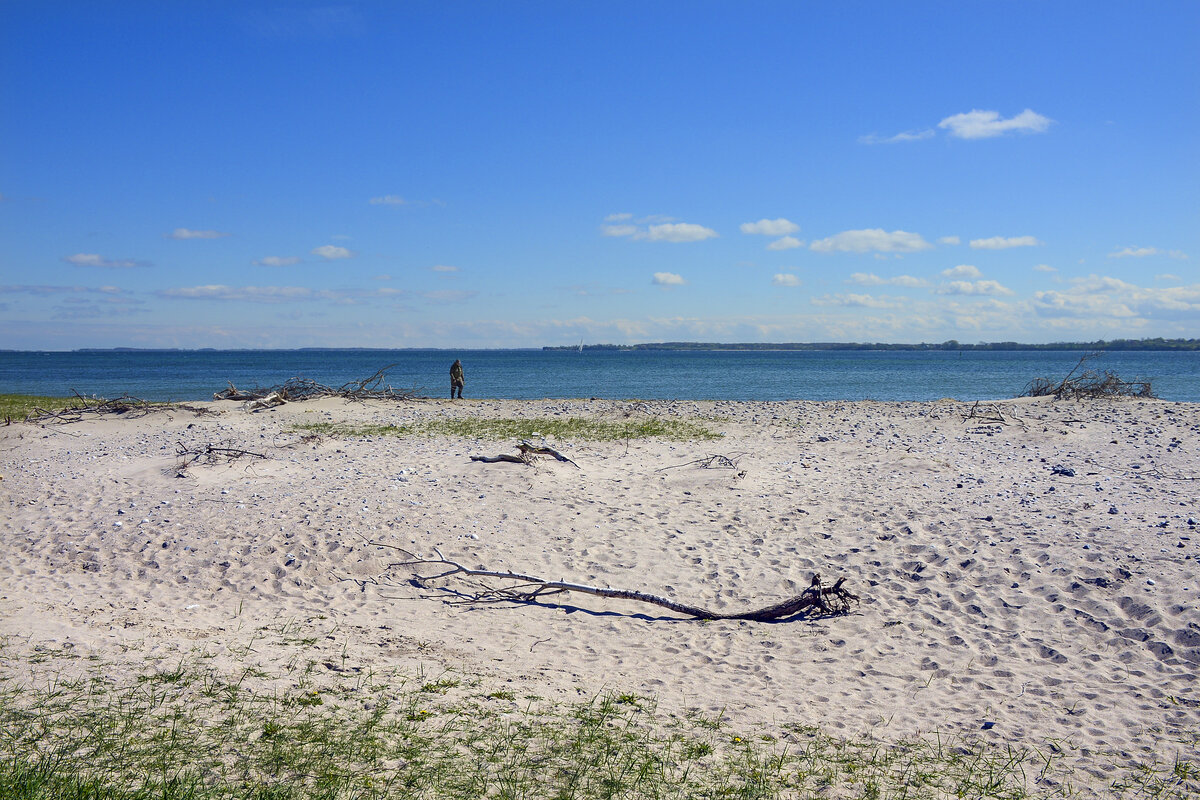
[
  {"xmin": 545, "ymin": 338, "xmax": 1200, "ymax": 352},
  {"xmin": 2, "ymin": 337, "xmax": 1197, "ymax": 354}
]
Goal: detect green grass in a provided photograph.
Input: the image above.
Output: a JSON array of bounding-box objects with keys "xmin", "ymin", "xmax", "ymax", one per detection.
[
  {"xmin": 291, "ymin": 416, "xmax": 722, "ymax": 442},
  {"xmin": 0, "ymin": 394, "xmax": 81, "ymax": 420},
  {"xmin": 2, "ymin": 654, "xmax": 1195, "ymax": 799}
]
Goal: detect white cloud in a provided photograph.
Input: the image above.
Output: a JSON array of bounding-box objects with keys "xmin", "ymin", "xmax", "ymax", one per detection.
[
  {"xmin": 810, "ymin": 293, "xmax": 904, "ymax": 309},
  {"xmin": 160, "ymin": 285, "xmax": 323, "ymax": 302},
  {"xmin": 157, "ymin": 284, "xmax": 412, "ymax": 304},
  {"xmin": 639, "ymin": 223, "xmax": 718, "ymax": 243},
  {"xmin": 604, "ymin": 218, "xmax": 717, "ymax": 243},
  {"xmin": 858, "ymin": 129, "xmax": 935, "ymax": 145},
  {"xmin": 1156, "ymin": 273, "xmax": 1181, "ymax": 281},
  {"xmin": 50, "ymin": 293, "xmax": 148, "ymax": 319},
  {"xmin": 1074, "ymin": 275, "xmax": 1138, "ymax": 293},
  {"xmin": 810, "ymin": 229, "xmax": 933, "ymax": 254},
  {"xmin": 432, "ymin": 264, "xmax": 459, "ymax": 273},
  {"xmin": 771, "ymin": 273, "xmax": 800, "ymax": 287},
  {"xmin": 935, "ymin": 280, "xmax": 1015, "ymax": 296},
  {"xmin": 604, "ymin": 212, "xmax": 633, "ymax": 222},
  {"xmin": 369, "ymin": 195, "xmax": 407, "ymax": 205},
  {"xmin": 1031, "ymin": 275, "xmax": 1200, "ymax": 322},
  {"xmin": 64, "ymin": 253, "xmax": 146, "ymax": 268},
  {"xmin": 848, "ymin": 272, "xmax": 929, "ymax": 287},
  {"xmin": 312, "ymin": 245, "xmax": 354, "ymax": 259},
  {"xmin": 938, "ymin": 236, "xmax": 961, "ymax": 246},
  {"xmin": 1033, "ymin": 264, "xmax": 1056, "ymax": 273},
  {"xmin": 1109, "ymin": 246, "xmax": 1189, "ymax": 260},
  {"xmin": 652, "ymin": 272, "xmax": 686, "ymax": 286},
  {"xmin": 167, "ymin": 228, "xmax": 230, "ymax": 240},
  {"xmin": 941, "ymin": 264, "xmax": 983, "ymax": 279},
  {"xmin": 1, "ymin": 284, "xmax": 124, "ymax": 296},
  {"xmin": 970, "ymin": 235, "xmax": 1041, "ymax": 250},
  {"xmin": 1033, "ymin": 287, "xmax": 1136, "ymax": 318},
  {"xmin": 254, "ymin": 256, "xmax": 301, "ymax": 267},
  {"xmin": 938, "ymin": 109, "xmax": 1053, "ymax": 139},
  {"xmin": 420, "ymin": 290, "xmax": 477, "ymax": 304},
  {"xmin": 65, "ymin": 253, "xmax": 111, "ymax": 267},
  {"xmin": 767, "ymin": 236, "xmax": 803, "ymax": 251},
  {"xmin": 740, "ymin": 218, "xmax": 799, "ymax": 236},
  {"xmin": 1110, "ymin": 246, "xmax": 1159, "ymax": 258}
]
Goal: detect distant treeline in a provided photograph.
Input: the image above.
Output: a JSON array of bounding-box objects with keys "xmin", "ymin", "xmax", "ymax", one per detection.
[{"xmin": 544, "ymin": 338, "xmax": 1200, "ymax": 352}]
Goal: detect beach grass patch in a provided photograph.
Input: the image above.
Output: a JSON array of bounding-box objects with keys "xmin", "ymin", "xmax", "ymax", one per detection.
[
  {"xmin": 4, "ymin": 649, "xmax": 1193, "ymax": 799},
  {"xmin": 291, "ymin": 421, "xmax": 417, "ymax": 438},
  {"xmin": 0, "ymin": 394, "xmax": 81, "ymax": 420},
  {"xmin": 292, "ymin": 416, "xmax": 721, "ymax": 442}
]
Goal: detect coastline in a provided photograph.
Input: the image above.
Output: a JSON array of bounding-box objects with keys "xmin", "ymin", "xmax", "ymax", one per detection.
[
  {"xmin": 4, "ymin": 348, "xmax": 1199, "ymax": 404},
  {"xmin": 2, "ymin": 395, "xmax": 1197, "ymax": 794}
]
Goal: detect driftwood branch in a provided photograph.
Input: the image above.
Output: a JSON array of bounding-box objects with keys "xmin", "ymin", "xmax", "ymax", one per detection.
[
  {"xmin": 363, "ymin": 546, "xmax": 858, "ymax": 621},
  {"xmin": 173, "ymin": 441, "xmax": 268, "ymax": 471},
  {"xmin": 961, "ymin": 401, "xmax": 1026, "ymax": 430},
  {"xmin": 657, "ymin": 453, "xmax": 747, "ymax": 472},
  {"xmin": 470, "ymin": 441, "xmax": 579, "ymax": 468}
]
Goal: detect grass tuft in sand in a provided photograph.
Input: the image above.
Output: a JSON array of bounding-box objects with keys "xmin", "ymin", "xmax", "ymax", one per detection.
[
  {"xmin": 0, "ymin": 394, "xmax": 79, "ymax": 420},
  {"xmin": 291, "ymin": 416, "xmax": 722, "ymax": 441}
]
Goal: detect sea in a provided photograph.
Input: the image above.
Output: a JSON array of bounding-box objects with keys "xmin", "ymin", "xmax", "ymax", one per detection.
[{"xmin": 1, "ymin": 348, "xmax": 1196, "ymax": 403}]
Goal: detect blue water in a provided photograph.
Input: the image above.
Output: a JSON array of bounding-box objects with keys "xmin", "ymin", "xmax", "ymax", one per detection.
[{"xmin": 0, "ymin": 349, "xmax": 1196, "ymax": 402}]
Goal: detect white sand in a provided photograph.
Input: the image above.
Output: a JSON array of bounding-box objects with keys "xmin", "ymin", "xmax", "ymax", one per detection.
[{"xmin": 2, "ymin": 396, "xmax": 1198, "ymax": 791}]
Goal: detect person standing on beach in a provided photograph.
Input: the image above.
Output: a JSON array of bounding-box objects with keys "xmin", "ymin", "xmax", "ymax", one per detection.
[{"xmin": 450, "ymin": 359, "xmax": 465, "ymax": 399}]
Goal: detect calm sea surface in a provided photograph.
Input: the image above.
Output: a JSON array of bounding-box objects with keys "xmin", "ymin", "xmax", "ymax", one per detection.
[{"xmin": 0, "ymin": 349, "xmax": 1196, "ymax": 403}]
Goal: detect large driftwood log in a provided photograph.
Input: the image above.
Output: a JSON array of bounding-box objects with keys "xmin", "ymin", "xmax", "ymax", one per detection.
[{"xmin": 365, "ymin": 546, "xmax": 858, "ymax": 621}]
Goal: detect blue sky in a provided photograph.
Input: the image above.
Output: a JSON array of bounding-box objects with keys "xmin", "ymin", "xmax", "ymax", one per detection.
[{"xmin": 1, "ymin": 1, "xmax": 1197, "ymax": 349}]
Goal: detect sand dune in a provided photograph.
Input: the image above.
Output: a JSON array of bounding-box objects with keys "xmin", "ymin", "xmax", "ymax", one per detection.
[{"xmin": 2, "ymin": 395, "xmax": 1197, "ymax": 793}]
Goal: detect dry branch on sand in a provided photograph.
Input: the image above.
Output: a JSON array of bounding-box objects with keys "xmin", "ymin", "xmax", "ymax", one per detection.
[
  {"xmin": 657, "ymin": 453, "xmax": 746, "ymax": 472},
  {"xmin": 213, "ymin": 365, "xmax": 417, "ymax": 405},
  {"xmin": 173, "ymin": 441, "xmax": 268, "ymax": 472},
  {"xmin": 1023, "ymin": 352, "xmax": 1153, "ymax": 400},
  {"xmin": 960, "ymin": 401, "xmax": 1027, "ymax": 433},
  {"xmin": 356, "ymin": 546, "xmax": 859, "ymax": 621},
  {"xmin": 24, "ymin": 392, "xmax": 215, "ymax": 424},
  {"xmin": 470, "ymin": 441, "xmax": 580, "ymax": 468}
]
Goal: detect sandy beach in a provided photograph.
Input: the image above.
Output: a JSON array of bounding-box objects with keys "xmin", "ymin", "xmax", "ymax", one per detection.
[{"xmin": 2, "ymin": 395, "xmax": 1197, "ymax": 795}]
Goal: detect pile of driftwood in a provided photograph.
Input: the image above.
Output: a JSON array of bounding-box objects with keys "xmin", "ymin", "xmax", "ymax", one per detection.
[
  {"xmin": 1023, "ymin": 353, "xmax": 1153, "ymax": 400},
  {"xmin": 24, "ymin": 393, "xmax": 214, "ymax": 424},
  {"xmin": 213, "ymin": 365, "xmax": 417, "ymax": 409}
]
